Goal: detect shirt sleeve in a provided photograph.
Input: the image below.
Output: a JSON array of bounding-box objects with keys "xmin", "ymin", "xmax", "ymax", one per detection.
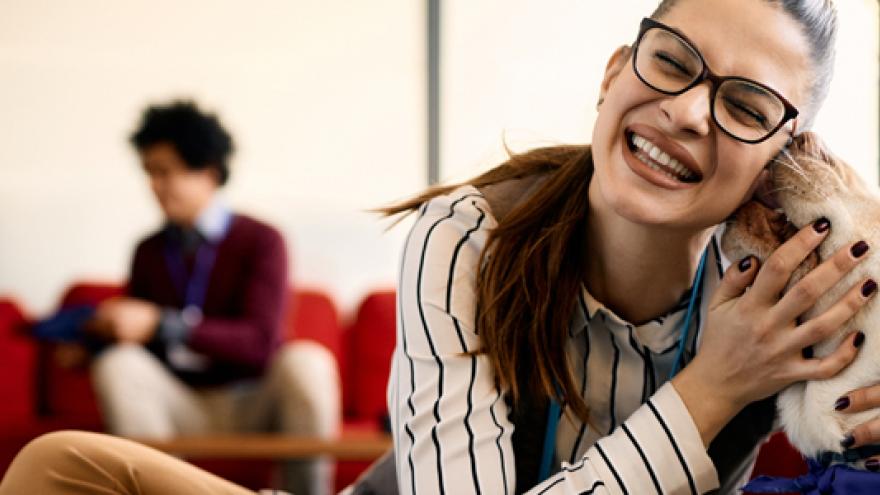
[
  {"xmin": 527, "ymin": 382, "xmax": 719, "ymax": 494},
  {"xmin": 388, "ymin": 188, "xmax": 720, "ymax": 495}
]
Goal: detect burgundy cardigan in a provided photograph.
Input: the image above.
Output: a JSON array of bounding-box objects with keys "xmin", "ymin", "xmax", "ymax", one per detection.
[{"xmin": 127, "ymin": 214, "xmax": 288, "ymax": 386}]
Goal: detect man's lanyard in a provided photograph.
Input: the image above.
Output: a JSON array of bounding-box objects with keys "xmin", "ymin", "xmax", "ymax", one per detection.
[
  {"xmin": 537, "ymin": 248, "xmax": 709, "ymax": 483},
  {"xmin": 163, "ymin": 237, "xmax": 219, "ymax": 316}
]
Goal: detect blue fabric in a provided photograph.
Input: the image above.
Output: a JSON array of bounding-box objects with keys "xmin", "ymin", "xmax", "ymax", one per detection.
[
  {"xmin": 31, "ymin": 306, "xmax": 95, "ymax": 342},
  {"xmin": 742, "ymin": 458, "xmax": 880, "ymax": 494}
]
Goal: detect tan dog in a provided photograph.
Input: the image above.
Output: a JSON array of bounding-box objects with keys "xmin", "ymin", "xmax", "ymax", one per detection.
[{"xmin": 721, "ymin": 132, "xmax": 879, "ymax": 462}]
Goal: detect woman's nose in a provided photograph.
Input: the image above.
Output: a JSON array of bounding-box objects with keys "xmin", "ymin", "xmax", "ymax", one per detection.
[{"xmin": 658, "ymin": 82, "xmax": 712, "ymax": 138}]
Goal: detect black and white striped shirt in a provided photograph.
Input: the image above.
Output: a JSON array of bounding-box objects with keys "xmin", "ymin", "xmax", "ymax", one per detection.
[{"xmin": 388, "ymin": 185, "xmax": 737, "ymax": 494}]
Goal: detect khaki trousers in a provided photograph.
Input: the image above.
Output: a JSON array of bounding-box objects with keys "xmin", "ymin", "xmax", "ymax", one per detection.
[
  {"xmin": 88, "ymin": 340, "xmax": 340, "ymax": 495},
  {"xmin": 0, "ymin": 430, "xmax": 265, "ymax": 495}
]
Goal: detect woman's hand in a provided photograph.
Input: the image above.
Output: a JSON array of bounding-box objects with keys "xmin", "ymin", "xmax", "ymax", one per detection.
[
  {"xmin": 830, "ymin": 385, "xmax": 880, "ymax": 470},
  {"xmin": 673, "ymin": 218, "xmax": 874, "ymax": 446}
]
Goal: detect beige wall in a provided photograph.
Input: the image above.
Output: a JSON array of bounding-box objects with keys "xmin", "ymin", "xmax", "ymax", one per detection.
[
  {"xmin": 0, "ymin": 0, "xmax": 424, "ymax": 315},
  {"xmin": 1, "ymin": 1, "xmax": 877, "ymax": 316}
]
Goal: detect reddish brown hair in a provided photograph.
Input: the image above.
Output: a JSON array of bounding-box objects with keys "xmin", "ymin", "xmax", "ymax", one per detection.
[{"xmin": 383, "ymin": 144, "xmax": 594, "ymax": 421}]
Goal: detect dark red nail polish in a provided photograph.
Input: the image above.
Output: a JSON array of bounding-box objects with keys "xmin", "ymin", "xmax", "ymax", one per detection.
[
  {"xmin": 841, "ymin": 433, "xmax": 855, "ymax": 449},
  {"xmin": 867, "ymin": 459, "xmax": 880, "ymax": 472},
  {"xmin": 855, "ymin": 331, "xmax": 866, "ymax": 348},
  {"xmin": 813, "ymin": 217, "xmax": 831, "ymax": 233},
  {"xmin": 835, "ymin": 396, "xmax": 850, "ymax": 411},
  {"xmin": 802, "ymin": 346, "xmax": 814, "ymax": 359},
  {"xmin": 862, "ymin": 280, "xmax": 877, "ymax": 298},
  {"xmin": 738, "ymin": 257, "xmax": 753, "ymax": 272},
  {"xmin": 852, "ymin": 241, "xmax": 870, "ymax": 258}
]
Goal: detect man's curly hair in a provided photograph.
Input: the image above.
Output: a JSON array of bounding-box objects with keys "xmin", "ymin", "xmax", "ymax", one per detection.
[{"xmin": 130, "ymin": 100, "xmax": 234, "ymax": 185}]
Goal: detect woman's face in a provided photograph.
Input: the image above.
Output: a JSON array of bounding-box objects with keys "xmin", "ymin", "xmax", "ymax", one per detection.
[{"xmin": 590, "ymin": 0, "xmax": 813, "ymax": 232}]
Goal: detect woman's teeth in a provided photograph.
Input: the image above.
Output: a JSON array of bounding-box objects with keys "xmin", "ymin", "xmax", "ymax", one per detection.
[{"xmin": 629, "ymin": 133, "xmax": 697, "ymax": 182}]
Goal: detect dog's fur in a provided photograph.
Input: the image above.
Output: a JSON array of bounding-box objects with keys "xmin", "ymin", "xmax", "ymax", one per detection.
[{"xmin": 721, "ymin": 132, "xmax": 880, "ymax": 462}]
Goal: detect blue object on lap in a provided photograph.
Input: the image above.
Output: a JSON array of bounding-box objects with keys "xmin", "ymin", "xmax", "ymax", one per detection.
[
  {"xmin": 31, "ymin": 306, "xmax": 96, "ymax": 342},
  {"xmin": 742, "ymin": 458, "xmax": 880, "ymax": 494}
]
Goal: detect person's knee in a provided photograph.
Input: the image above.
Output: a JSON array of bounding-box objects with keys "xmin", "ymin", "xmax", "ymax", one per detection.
[
  {"xmin": 12, "ymin": 430, "xmax": 93, "ymax": 468},
  {"xmin": 271, "ymin": 341, "xmax": 341, "ymax": 436},
  {"xmin": 91, "ymin": 343, "xmax": 153, "ymax": 387},
  {"xmin": 273, "ymin": 341, "xmax": 339, "ymax": 385}
]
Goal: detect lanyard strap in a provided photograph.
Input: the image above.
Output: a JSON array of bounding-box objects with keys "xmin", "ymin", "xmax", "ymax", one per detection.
[
  {"xmin": 538, "ymin": 247, "xmax": 709, "ymax": 483},
  {"xmin": 163, "ymin": 240, "xmax": 218, "ymax": 311},
  {"xmin": 668, "ymin": 248, "xmax": 708, "ymax": 379}
]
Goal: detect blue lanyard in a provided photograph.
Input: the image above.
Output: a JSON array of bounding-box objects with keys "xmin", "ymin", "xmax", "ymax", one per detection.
[
  {"xmin": 163, "ymin": 239, "xmax": 218, "ymax": 312},
  {"xmin": 537, "ymin": 248, "xmax": 708, "ymax": 482}
]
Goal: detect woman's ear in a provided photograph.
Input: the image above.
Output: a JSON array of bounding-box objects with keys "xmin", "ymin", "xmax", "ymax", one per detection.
[{"xmin": 598, "ymin": 45, "xmax": 632, "ymax": 103}]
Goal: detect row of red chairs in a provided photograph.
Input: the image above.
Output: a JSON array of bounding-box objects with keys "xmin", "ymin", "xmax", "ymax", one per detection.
[{"xmin": 0, "ymin": 283, "xmax": 397, "ymax": 491}]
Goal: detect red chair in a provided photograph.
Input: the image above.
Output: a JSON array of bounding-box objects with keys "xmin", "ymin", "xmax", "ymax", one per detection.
[
  {"xmin": 285, "ymin": 288, "xmax": 343, "ymax": 364},
  {"xmin": 36, "ymin": 283, "xmax": 124, "ymax": 426},
  {"xmin": 0, "ymin": 298, "xmax": 43, "ymax": 474},
  {"xmin": 0, "ymin": 299, "xmax": 35, "ymax": 424},
  {"xmin": 336, "ymin": 290, "xmax": 397, "ymax": 490},
  {"xmin": 745, "ymin": 431, "xmax": 807, "ymax": 495}
]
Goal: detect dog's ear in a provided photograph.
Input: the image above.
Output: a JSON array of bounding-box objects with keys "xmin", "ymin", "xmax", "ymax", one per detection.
[
  {"xmin": 791, "ymin": 132, "xmax": 836, "ymax": 165},
  {"xmin": 792, "ymin": 132, "xmax": 868, "ymax": 195}
]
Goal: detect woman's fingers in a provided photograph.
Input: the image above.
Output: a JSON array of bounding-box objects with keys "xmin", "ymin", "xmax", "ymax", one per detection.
[
  {"xmin": 842, "ymin": 415, "xmax": 880, "ymax": 450},
  {"xmin": 774, "ymin": 240, "xmax": 871, "ymax": 323},
  {"xmin": 789, "ymin": 331, "xmax": 862, "ymax": 382},
  {"xmin": 749, "ymin": 218, "xmax": 831, "ymax": 303},
  {"xmin": 789, "ymin": 278, "xmax": 877, "ymax": 350},
  {"xmin": 709, "ymin": 255, "xmax": 759, "ymax": 308},
  {"xmin": 835, "ymin": 382, "xmax": 880, "ymax": 415}
]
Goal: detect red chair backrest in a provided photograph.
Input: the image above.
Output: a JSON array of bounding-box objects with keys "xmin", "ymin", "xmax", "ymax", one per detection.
[
  {"xmin": 284, "ymin": 288, "xmax": 342, "ymax": 364},
  {"xmin": 0, "ymin": 299, "xmax": 35, "ymax": 421},
  {"xmin": 41, "ymin": 282, "xmax": 122, "ymax": 423},
  {"xmin": 343, "ymin": 290, "xmax": 396, "ymax": 423},
  {"xmin": 59, "ymin": 283, "xmax": 124, "ymax": 309}
]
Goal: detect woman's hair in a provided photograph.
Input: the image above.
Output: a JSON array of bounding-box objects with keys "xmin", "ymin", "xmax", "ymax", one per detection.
[
  {"xmin": 383, "ymin": 0, "xmax": 838, "ymax": 423},
  {"xmin": 130, "ymin": 100, "xmax": 234, "ymax": 185},
  {"xmin": 383, "ymin": 145, "xmax": 595, "ymax": 420},
  {"xmin": 653, "ymin": 0, "xmax": 838, "ymax": 131}
]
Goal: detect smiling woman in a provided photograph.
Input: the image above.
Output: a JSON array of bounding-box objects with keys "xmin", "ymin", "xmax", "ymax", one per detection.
[
  {"xmin": 0, "ymin": 1, "xmax": 877, "ymax": 495},
  {"xmin": 374, "ymin": 0, "xmax": 880, "ymax": 494}
]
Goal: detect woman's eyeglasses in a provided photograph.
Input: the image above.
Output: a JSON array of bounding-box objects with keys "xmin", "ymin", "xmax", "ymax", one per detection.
[{"xmin": 632, "ymin": 17, "xmax": 799, "ymax": 144}]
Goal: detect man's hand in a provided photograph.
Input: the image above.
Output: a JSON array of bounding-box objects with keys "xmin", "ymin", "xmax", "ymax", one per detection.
[{"xmin": 90, "ymin": 297, "xmax": 161, "ymax": 344}]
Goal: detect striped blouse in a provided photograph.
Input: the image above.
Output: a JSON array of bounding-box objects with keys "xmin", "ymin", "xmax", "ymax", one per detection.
[{"xmin": 387, "ymin": 185, "xmax": 747, "ymax": 495}]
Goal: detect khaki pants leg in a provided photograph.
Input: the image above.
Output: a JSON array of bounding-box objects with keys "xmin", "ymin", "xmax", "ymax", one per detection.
[
  {"xmin": 224, "ymin": 342, "xmax": 341, "ymax": 495},
  {"xmin": 0, "ymin": 431, "xmax": 256, "ymax": 495},
  {"xmin": 91, "ymin": 344, "xmax": 210, "ymax": 438}
]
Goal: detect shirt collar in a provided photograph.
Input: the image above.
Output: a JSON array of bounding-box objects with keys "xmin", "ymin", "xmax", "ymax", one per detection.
[
  {"xmin": 165, "ymin": 195, "xmax": 233, "ymax": 246},
  {"xmin": 571, "ymin": 228, "xmax": 726, "ymax": 353},
  {"xmin": 193, "ymin": 195, "xmax": 233, "ymax": 243}
]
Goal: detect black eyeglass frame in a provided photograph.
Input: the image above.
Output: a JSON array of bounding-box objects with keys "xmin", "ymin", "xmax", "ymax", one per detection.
[{"xmin": 632, "ymin": 17, "xmax": 799, "ymax": 144}]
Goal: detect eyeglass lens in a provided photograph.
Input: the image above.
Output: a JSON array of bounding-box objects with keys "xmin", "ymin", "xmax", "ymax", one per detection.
[{"xmin": 635, "ymin": 27, "xmax": 787, "ymax": 142}]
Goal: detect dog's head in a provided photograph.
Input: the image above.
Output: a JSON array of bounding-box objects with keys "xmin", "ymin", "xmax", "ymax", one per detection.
[
  {"xmin": 720, "ymin": 132, "xmax": 864, "ymax": 283},
  {"xmin": 772, "ymin": 132, "xmax": 870, "ymax": 229}
]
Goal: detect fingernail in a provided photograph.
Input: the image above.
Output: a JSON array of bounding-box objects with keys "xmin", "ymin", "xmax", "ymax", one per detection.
[
  {"xmin": 862, "ymin": 280, "xmax": 877, "ymax": 298},
  {"xmin": 738, "ymin": 257, "xmax": 753, "ymax": 272},
  {"xmin": 835, "ymin": 396, "xmax": 851, "ymax": 411},
  {"xmin": 801, "ymin": 346, "xmax": 814, "ymax": 359},
  {"xmin": 867, "ymin": 459, "xmax": 880, "ymax": 472},
  {"xmin": 841, "ymin": 433, "xmax": 855, "ymax": 449},
  {"xmin": 854, "ymin": 331, "xmax": 866, "ymax": 348},
  {"xmin": 813, "ymin": 217, "xmax": 831, "ymax": 233},
  {"xmin": 852, "ymin": 241, "xmax": 870, "ymax": 258}
]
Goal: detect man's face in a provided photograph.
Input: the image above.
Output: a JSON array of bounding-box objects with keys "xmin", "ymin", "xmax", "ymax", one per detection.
[{"xmin": 140, "ymin": 142, "xmax": 218, "ymax": 226}]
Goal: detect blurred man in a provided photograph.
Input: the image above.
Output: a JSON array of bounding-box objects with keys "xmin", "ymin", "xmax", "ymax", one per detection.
[{"xmin": 89, "ymin": 101, "xmax": 339, "ymax": 495}]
